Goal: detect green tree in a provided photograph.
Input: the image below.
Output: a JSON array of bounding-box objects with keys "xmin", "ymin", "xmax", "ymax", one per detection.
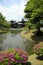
[
  {"xmin": 0, "ymin": 13, "xmax": 10, "ymax": 28},
  {"xmin": 24, "ymin": 0, "xmax": 43, "ymax": 34}
]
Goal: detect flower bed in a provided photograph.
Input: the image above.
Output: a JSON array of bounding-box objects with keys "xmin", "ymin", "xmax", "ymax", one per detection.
[
  {"xmin": 0, "ymin": 48, "xmax": 28, "ymax": 65},
  {"xmin": 33, "ymin": 43, "xmax": 43, "ymax": 56}
]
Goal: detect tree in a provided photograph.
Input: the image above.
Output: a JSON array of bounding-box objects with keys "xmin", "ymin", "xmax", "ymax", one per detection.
[
  {"xmin": 24, "ymin": 0, "xmax": 43, "ymax": 34},
  {"xmin": 0, "ymin": 13, "xmax": 10, "ymax": 28}
]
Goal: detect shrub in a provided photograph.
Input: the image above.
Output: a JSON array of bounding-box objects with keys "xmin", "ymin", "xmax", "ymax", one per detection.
[
  {"xmin": 0, "ymin": 48, "xmax": 28, "ymax": 65},
  {"xmin": 33, "ymin": 43, "xmax": 43, "ymax": 56}
]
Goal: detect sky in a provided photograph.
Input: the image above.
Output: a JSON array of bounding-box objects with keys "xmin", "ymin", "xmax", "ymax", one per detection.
[{"xmin": 0, "ymin": 0, "xmax": 27, "ymax": 21}]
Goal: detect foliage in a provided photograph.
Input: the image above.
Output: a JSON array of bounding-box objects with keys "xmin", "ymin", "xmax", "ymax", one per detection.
[
  {"xmin": 24, "ymin": 0, "xmax": 43, "ymax": 31},
  {"xmin": 0, "ymin": 48, "xmax": 28, "ymax": 65},
  {"xmin": 0, "ymin": 13, "xmax": 10, "ymax": 28},
  {"xmin": 33, "ymin": 43, "xmax": 43, "ymax": 56}
]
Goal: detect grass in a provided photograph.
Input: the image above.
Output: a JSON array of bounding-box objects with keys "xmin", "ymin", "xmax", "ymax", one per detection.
[
  {"xmin": 28, "ymin": 54, "xmax": 43, "ymax": 65},
  {"xmin": 21, "ymin": 29, "xmax": 43, "ymax": 44},
  {"xmin": 9, "ymin": 29, "xmax": 22, "ymax": 34},
  {"xmin": 0, "ymin": 28, "xmax": 22, "ymax": 34},
  {"xmin": 21, "ymin": 29, "xmax": 35, "ymax": 41},
  {"xmin": 0, "ymin": 29, "xmax": 8, "ymax": 34}
]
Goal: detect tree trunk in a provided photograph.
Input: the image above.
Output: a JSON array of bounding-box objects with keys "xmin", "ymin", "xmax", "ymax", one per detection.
[
  {"xmin": 37, "ymin": 26, "xmax": 42, "ymax": 35},
  {"xmin": 37, "ymin": 26, "xmax": 40, "ymax": 32}
]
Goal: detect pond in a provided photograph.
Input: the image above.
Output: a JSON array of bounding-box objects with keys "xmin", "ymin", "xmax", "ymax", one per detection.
[{"xmin": 0, "ymin": 29, "xmax": 35, "ymax": 55}]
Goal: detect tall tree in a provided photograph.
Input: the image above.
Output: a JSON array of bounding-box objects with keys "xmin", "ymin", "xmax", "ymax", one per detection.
[
  {"xmin": 0, "ymin": 13, "xmax": 10, "ymax": 28},
  {"xmin": 24, "ymin": 0, "xmax": 43, "ymax": 34}
]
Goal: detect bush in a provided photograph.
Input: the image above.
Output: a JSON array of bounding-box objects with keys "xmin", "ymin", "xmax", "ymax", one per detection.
[
  {"xmin": 0, "ymin": 48, "xmax": 28, "ymax": 65},
  {"xmin": 33, "ymin": 43, "xmax": 43, "ymax": 56}
]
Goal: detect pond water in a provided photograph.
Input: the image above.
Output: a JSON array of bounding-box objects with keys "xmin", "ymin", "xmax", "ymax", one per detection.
[{"xmin": 0, "ymin": 30, "xmax": 35, "ymax": 55}]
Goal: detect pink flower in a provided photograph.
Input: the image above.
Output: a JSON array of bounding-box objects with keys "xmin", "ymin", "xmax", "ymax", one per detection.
[
  {"xmin": 0, "ymin": 57, "xmax": 4, "ymax": 61},
  {"xmin": 9, "ymin": 53, "xmax": 14, "ymax": 58}
]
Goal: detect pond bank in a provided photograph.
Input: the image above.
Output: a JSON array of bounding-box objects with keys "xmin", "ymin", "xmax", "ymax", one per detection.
[
  {"xmin": 21, "ymin": 30, "xmax": 34, "ymax": 41},
  {"xmin": 21, "ymin": 30, "xmax": 43, "ymax": 44}
]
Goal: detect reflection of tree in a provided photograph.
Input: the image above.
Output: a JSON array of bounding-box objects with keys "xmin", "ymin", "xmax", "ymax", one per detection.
[
  {"xmin": 0, "ymin": 34, "xmax": 6, "ymax": 50},
  {"xmin": 25, "ymin": 40, "xmax": 35, "ymax": 55}
]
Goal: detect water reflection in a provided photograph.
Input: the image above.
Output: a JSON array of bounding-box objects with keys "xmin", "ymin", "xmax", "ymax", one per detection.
[
  {"xmin": 0, "ymin": 32, "xmax": 26, "ymax": 51},
  {"xmin": 24, "ymin": 40, "xmax": 35, "ymax": 55},
  {"xmin": 0, "ymin": 34, "xmax": 6, "ymax": 50}
]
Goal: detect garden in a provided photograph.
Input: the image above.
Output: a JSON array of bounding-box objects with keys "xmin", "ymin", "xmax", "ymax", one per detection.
[{"xmin": 0, "ymin": 0, "xmax": 43, "ymax": 65}]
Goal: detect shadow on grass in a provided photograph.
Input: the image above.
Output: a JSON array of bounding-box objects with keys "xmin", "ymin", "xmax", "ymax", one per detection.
[
  {"xmin": 31, "ymin": 31, "xmax": 43, "ymax": 44},
  {"xmin": 26, "ymin": 62, "xmax": 31, "ymax": 65},
  {"xmin": 22, "ymin": 62, "xmax": 31, "ymax": 65},
  {"xmin": 36, "ymin": 55, "xmax": 43, "ymax": 60}
]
